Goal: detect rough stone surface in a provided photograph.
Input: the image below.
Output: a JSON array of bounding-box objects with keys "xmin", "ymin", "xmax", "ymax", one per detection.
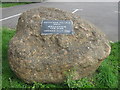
[{"xmin": 8, "ymin": 7, "xmax": 111, "ymax": 83}]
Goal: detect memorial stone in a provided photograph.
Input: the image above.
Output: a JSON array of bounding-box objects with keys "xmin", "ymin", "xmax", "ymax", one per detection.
[{"xmin": 8, "ymin": 7, "xmax": 111, "ymax": 83}]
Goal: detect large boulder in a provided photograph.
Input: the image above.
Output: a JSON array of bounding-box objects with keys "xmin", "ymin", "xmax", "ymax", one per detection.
[{"xmin": 8, "ymin": 7, "xmax": 111, "ymax": 83}]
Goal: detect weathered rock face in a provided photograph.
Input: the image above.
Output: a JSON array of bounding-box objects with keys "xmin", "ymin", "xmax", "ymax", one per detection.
[{"xmin": 8, "ymin": 7, "xmax": 111, "ymax": 83}]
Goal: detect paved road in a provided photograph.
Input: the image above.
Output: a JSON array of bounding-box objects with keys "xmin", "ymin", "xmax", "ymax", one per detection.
[
  {"xmin": 47, "ymin": 0, "xmax": 119, "ymax": 2},
  {"xmin": 1, "ymin": 2, "xmax": 118, "ymax": 42}
]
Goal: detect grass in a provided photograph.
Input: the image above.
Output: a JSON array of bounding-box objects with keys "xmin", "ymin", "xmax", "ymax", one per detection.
[
  {"xmin": 0, "ymin": 2, "xmax": 32, "ymax": 8},
  {"xmin": 0, "ymin": 27, "xmax": 2, "ymax": 89},
  {"xmin": 2, "ymin": 27, "xmax": 119, "ymax": 88}
]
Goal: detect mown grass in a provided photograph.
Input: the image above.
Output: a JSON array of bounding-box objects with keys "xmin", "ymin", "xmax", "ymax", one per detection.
[
  {"xmin": 0, "ymin": 27, "xmax": 2, "ymax": 89},
  {"xmin": 0, "ymin": 2, "xmax": 32, "ymax": 8},
  {"xmin": 2, "ymin": 27, "xmax": 119, "ymax": 88}
]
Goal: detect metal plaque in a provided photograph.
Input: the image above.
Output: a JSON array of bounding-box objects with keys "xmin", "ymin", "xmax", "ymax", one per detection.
[{"xmin": 41, "ymin": 20, "xmax": 74, "ymax": 35}]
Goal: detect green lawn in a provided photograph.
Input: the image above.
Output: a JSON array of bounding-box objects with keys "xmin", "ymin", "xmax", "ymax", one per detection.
[
  {"xmin": 0, "ymin": 2, "xmax": 32, "ymax": 8},
  {"xmin": 0, "ymin": 27, "xmax": 2, "ymax": 90},
  {"xmin": 2, "ymin": 27, "xmax": 119, "ymax": 88}
]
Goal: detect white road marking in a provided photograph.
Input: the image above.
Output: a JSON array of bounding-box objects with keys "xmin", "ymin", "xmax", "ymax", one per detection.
[
  {"xmin": 0, "ymin": 13, "xmax": 21, "ymax": 22},
  {"xmin": 114, "ymin": 11, "xmax": 120, "ymax": 13},
  {"xmin": 72, "ymin": 9, "xmax": 83, "ymax": 13},
  {"xmin": 72, "ymin": 9, "xmax": 79, "ymax": 13}
]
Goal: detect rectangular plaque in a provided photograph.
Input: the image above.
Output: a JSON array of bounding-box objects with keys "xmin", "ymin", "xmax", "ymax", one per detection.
[{"xmin": 41, "ymin": 20, "xmax": 74, "ymax": 35}]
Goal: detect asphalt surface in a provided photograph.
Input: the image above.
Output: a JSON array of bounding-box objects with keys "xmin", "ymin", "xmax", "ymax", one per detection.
[{"xmin": 1, "ymin": 2, "xmax": 118, "ymax": 42}]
